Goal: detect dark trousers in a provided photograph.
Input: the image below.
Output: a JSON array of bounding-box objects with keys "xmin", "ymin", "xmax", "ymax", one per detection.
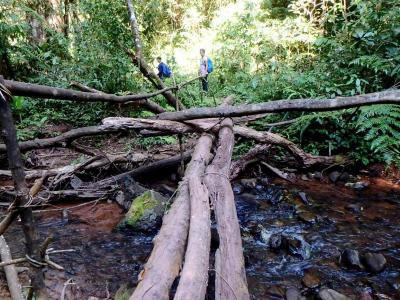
[{"xmin": 201, "ymin": 75, "xmax": 208, "ymax": 92}]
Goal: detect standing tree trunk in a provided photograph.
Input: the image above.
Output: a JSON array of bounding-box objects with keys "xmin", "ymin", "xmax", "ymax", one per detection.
[
  {"xmin": 125, "ymin": 0, "xmax": 185, "ymax": 110},
  {"xmin": 204, "ymin": 117, "xmax": 250, "ymax": 300},
  {"xmin": 0, "ymin": 77, "xmax": 49, "ymax": 300}
]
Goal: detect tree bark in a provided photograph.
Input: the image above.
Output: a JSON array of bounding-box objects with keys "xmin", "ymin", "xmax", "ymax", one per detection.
[
  {"xmin": 0, "ymin": 235, "xmax": 24, "ymax": 300},
  {"xmin": 204, "ymin": 117, "xmax": 250, "ymax": 300},
  {"xmin": 173, "ymin": 135, "xmax": 213, "ymax": 300},
  {"xmin": 230, "ymin": 144, "xmax": 270, "ymax": 180},
  {"xmin": 4, "ymin": 79, "xmax": 167, "ymax": 113},
  {"xmin": 0, "ymin": 77, "xmax": 48, "ymax": 299},
  {"xmin": 125, "ymin": 0, "xmax": 185, "ymax": 110},
  {"xmin": 130, "ymin": 134, "xmax": 213, "ymax": 300},
  {"xmin": 233, "ymin": 126, "xmax": 339, "ymax": 168},
  {"xmin": 155, "ymin": 89, "xmax": 400, "ymax": 121}
]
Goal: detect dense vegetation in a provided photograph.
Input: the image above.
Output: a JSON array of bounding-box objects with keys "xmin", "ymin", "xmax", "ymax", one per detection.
[{"xmin": 1, "ymin": 0, "xmax": 399, "ymax": 166}]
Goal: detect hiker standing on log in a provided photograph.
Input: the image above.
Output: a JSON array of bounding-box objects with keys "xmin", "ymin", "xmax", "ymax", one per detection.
[
  {"xmin": 199, "ymin": 49, "xmax": 212, "ymax": 92},
  {"xmin": 157, "ymin": 57, "xmax": 172, "ymax": 81}
]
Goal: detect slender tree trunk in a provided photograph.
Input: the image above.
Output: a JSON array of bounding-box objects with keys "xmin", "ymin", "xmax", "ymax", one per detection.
[{"xmin": 0, "ymin": 77, "xmax": 48, "ymax": 300}]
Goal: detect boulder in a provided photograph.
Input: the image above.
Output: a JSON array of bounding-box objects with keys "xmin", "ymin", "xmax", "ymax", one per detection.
[
  {"xmin": 318, "ymin": 289, "xmax": 351, "ymax": 300},
  {"xmin": 120, "ymin": 190, "xmax": 167, "ymax": 232},
  {"xmin": 362, "ymin": 252, "xmax": 387, "ymax": 273},
  {"xmin": 340, "ymin": 249, "xmax": 363, "ymax": 270}
]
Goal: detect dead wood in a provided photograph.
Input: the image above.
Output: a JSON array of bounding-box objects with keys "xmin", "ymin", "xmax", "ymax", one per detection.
[
  {"xmin": 130, "ymin": 135, "xmax": 213, "ymax": 300},
  {"xmin": 155, "ymin": 89, "xmax": 400, "ymax": 121},
  {"xmin": 125, "ymin": 0, "xmax": 185, "ymax": 110},
  {"xmin": 0, "ymin": 235, "xmax": 24, "ymax": 300},
  {"xmin": 0, "ymin": 77, "xmax": 48, "ymax": 299},
  {"xmin": 4, "ymin": 79, "xmax": 166, "ymax": 112},
  {"xmin": 260, "ymin": 161, "xmax": 294, "ymax": 182},
  {"xmin": 233, "ymin": 126, "xmax": 339, "ymax": 168},
  {"xmin": 173, "ymin": 134, "xmax": 213, "ymax": 300},
  {"xmin": 204, "ymin": 100, "xmax": 250, "ymax": 300},
  {"xmin": 230, "ymin": 144, "xmax": 271, "ymax": 180},
  {"xmin": 69, "ymin": 80, "xmax": 166, "ymax": 114}
]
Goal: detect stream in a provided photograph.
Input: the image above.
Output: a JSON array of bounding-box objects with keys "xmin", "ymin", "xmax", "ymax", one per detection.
[{"xmin": 1, "ymin": 176, "xmax": 399, "ymax": 299}]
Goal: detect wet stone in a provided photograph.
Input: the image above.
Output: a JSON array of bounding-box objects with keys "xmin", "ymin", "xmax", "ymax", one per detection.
[
  {"xmin": 345, "ymin": 203, "xmax": 364, "ymax": 214},
  {"xmin": 318, "ymin": 289, "xmax": 352, "ymax": 300},
  {"xmin": 286, "ymin": 287, "xmax": 304, "ymax": 300},
  {"xmin": 302, "ymin": 269, "xmax": 321, "ymax": 288},
  {"xmin": 232, "ymin": 182, "xmax": 244, "ymax": 195},
  {"xmin": 362, "ymin": 252, "xmax": 387, "ymax": 273},
  {"xmin": 298, "ymin": 211, "xmax": 317, "ymax": 225},
  {"xmin": 298, "ymin": 191, "xmax": 311, "ymax": 205},
  {"xmin": 269, "ymin": 233, "xmax": 283, "ymax": 251},
  {"xmin": 340, "ymin": 249, "xmax": 363, "ymax": 270},
  {"xmin": 345, "ymin": 181, "xmax": 370, "ymax": 191},
  {"xmin": 329, "ymin": 171, "xmax": 341, "ymax": 183},
  {"xmin": 283, "ymin": 235, "xmax": 311, "ymax": 259},
  {"xmin": 240, "ymin": 178, "xmax": 258, "ymax": 189},
  {"xmin": 264, "ymin": 286, "xmax": 286, "ymax": 299},
  {"xmin": 357, "ymin": 292, "xmax": 374, "ymax": 300}
]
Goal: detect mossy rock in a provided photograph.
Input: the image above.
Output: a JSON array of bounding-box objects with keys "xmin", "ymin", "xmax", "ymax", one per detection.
[{"xmin": 120, "ymin": 190, "xmax": 167, "ymax": 232}]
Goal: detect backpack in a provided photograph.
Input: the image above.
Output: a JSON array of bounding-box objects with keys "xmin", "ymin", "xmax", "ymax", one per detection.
[
  {"xmin": 207, "ymin": 57, "xmax": 214, "ymax": 73},
  {"xmin": 163, "ymin": 64, "xmax": 172, "ymax": 77}
]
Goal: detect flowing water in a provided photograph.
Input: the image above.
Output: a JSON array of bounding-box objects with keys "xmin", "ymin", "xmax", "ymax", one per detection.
[{"xmin": 1, "ymin": 177, "xmax": 399, "ymax": 299}]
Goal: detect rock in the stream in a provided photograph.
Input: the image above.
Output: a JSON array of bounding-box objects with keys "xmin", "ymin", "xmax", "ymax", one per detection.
[
  {"xmin": 356, "ymin": 292, "xmax": 374, "ymax": 300},
  {"xmin": 340, "ymin": 249, "xmax": 363, "ymax": 270},
  {"xmin": 232, "ymin": 182, "xmax": 245, "ymax": 194},
  {"xmin": 345, "ymin": 204, "xmax": 364, "ymax": 214},
  {"xmin": 362, "ymin": 252, "xmax": 387, "ymax": 273},
  {"xmin": 298, "ymin": 191, "xmax": 311, "ymax": 205},
  {"xmin": 240, "ymin": 178, "xmax": 258, "ymax": 189},
  {"xmin": 286, "ymin": 287, "xmax": 305, "ymax": 300},
  {"xmin": 345, "ymin": 181, "xmax": 369, "ymax": 191},
  {"xmin": 269, "ymin": 233, "xmax": 283, "ymax": 251},
  {"xmin": 298, "ymin": 211, "xmax": 317, "ymax": 225},
  {"xmin": 318, "ymin": 289, "xmax": 352, "ymax": 300},
  {"xmin": 329, "ymin": 171, "xmax": 349, "ymax": 183},
  {"xmin": 264, "ymin": 286, "xmax": 286, "ymax": 299},
  {"xmin": 120, "ymin": 190, "xmax": 167, "ymax": 232},
  {"xmin": 302, "ymin": 268, "xmax": 321, "ymax": 288},
  {"xmin": 283, "ymin": 235, "xmax": 311, "ymax": 259}
]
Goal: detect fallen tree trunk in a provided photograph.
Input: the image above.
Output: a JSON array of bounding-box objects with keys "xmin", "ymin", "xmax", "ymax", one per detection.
[
  {"xmin": 0, "ymin": 78, "xmax": 49, "ymax": 299},
  {"xmin": 155, "ymin": 89, "xmax": 400, "ymax": 121},
  {"xmin": 4, "ymin": 79, "xmax": 166, "ymax": 108},
  {"xmin": 204, "ymin": 115, "xmax": 250, "ymax": 299},
  {"xmin": 130, "ymin": 135, "xmax": 213, "ymax": 300},
  {"xmin": 233, "ymin": 126, "xmax": 339, "ymax": 168},
  {"xmin": 230, "ymin": 144, "xmax": 270, "ymax": 180},
  {"xmin": 0, "ymin": 235, "xmax": 24, "ymax": 300},
  {"xmin": 174, "ymin": 135, "xmax": 213, "ymax": 300},
  {"xmin": 125, "ymin": 0, "xmax": 185, "ymax": 110},
  {"xmin": 69, "ymin": 81, "xmax": 166, "ymax": 114}
]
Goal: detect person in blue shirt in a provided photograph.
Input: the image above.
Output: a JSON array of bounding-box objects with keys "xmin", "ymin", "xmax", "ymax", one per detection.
[{"xmin": 157, "ymin": 57, "xmax": 171, "ymax": 80}]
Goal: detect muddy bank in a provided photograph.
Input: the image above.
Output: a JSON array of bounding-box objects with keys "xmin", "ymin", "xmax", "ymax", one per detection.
[{"xmin": 0, "ymin": 176, "xmax": 399, "ymax": 299}]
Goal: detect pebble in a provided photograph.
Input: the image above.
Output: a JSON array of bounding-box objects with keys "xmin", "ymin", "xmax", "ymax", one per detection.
[
  {"xmin": 362, "ymin": 252, "xmax": 387, "ymax": 273},
  {"xmin": 318, "ymin": 289, "xmax": 352, "ymax": 300},
  {"xmin": 340, "ymin": 249, "xmax": 363, "ymax": 270}
]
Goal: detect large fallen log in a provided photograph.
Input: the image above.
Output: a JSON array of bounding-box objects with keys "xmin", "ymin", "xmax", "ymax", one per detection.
[
  {"xmin": 125, "ymin": 0, "xmax": 185, "ymax": 110},
  {"xmin": 204, "ymin": 114, "xmax": 250, "ymax": 299},
  {"xmin": 0, "ymin": 82, "xmax": 48, "ymax": 299},
  {"xmin": 174, "ymin": 135, "xmax": 213, "ymax": 300},
  {"xmin": 130, "ymin": 135, "xmax": 213, "ymax": 300},
  {"xmin": 155, "ymin": 89, "xmax": 400, "ymax": 121}
]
